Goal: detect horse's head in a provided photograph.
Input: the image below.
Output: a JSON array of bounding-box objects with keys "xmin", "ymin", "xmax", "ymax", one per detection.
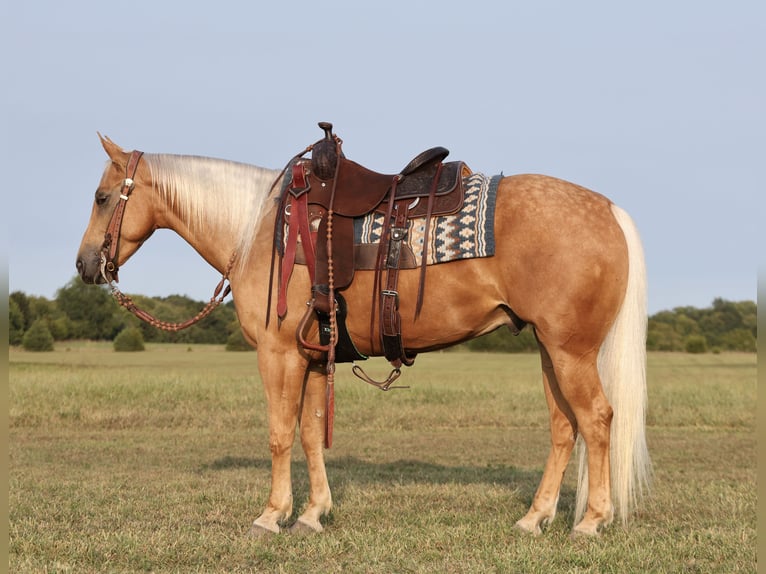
[{"xmin": 76, "ymin": 135, "xmax": 158, "ymax": 284}]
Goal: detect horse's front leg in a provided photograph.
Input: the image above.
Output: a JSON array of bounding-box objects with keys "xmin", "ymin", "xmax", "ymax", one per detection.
[
  {"xmin": 291, "ymin": 363, "xmax": 332, "ymax": 533},
  {"xmin": 250, "ymin": 349, "xmax": 309, "ymax": 535}
]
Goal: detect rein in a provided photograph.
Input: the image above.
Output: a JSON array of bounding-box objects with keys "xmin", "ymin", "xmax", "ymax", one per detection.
[
  {"xmin": 100, "ymin": 149, "xmax": 234, "ymax": 332},
  {"xmin": 109, "ymin": 254, "xmax": 234, "ymax": 332}
]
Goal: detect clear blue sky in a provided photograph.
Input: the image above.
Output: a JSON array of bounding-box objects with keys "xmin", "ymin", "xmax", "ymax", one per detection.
[{"xmin": 4, "ymin": 1, "xmax": 763, "ymax": 314}]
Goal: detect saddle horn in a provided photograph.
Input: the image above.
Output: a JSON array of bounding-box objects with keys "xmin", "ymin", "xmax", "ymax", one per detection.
[
  {"xmin": 312, "ymin": 121, "xmax": 338, "ymax": 180},
  {"xmin": 319, "ymin": 121, "xmax": 333, "ymax": 140}
]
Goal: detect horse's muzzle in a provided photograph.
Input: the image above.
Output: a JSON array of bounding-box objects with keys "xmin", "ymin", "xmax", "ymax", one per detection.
[{"xmin": 76, "ymin": 254, "xmax": 107, "ymax": 285}]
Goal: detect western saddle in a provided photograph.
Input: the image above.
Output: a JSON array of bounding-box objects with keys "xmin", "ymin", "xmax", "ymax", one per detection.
[{"xmin": 275, "ymin": 122, "xmax": 469, "ymax": 376}]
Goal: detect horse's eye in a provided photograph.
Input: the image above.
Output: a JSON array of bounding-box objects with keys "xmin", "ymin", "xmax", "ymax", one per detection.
[{"xmin": 95, "ymin": 192, "xmax": 109, "ymax": 206}]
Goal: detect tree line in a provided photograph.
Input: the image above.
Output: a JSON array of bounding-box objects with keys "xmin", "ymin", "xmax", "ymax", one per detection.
[
  {"xmin": 462, "ymin": 297, "xmax": 756, "ymax": 353},
  {"xmin": 10, "ymin": 277, "xmax": 244, "ymax": 351},
  {"xmin": 9, "ymin": 277, "xmax": 756, "ymax": 353}
]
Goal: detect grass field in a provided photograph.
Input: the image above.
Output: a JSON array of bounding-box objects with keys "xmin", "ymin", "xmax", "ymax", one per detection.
[{"xmin": 9, "ymin": 344, "xmax": 756, "ymax": 573}]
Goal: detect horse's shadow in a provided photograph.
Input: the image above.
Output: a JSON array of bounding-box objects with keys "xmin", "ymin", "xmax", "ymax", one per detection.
[{"xmin": 200, "ymin": 455, "xmax": 577, "ymax": 515}]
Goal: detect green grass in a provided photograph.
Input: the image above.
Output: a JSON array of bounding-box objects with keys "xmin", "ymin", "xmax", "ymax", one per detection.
[{"xmin": 9, "ymin": 345, "xmax": 756, "ymax": 573}]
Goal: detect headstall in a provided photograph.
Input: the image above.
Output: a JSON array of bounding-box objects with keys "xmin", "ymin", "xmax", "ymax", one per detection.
[{"xmin": 99, "ymin": 149, "xmax": 144, "ymax": 283}]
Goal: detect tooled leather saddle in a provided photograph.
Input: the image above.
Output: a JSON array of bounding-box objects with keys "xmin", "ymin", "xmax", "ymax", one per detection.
[{"xmin": 275, "ymin": 122, "xmax": 469, "ymax": 370}]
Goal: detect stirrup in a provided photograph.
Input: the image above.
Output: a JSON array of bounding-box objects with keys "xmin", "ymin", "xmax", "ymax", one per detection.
[
  {"xmin": 351, "ymin": 362, "xmax": 409, "ymax": 391},
  {"xmin": 296, "ymin": 299, "xmax": 332, "ymax": 353}
]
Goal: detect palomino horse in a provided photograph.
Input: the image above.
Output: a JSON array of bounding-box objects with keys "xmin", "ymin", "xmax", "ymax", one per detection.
[{"xmin": 76, "ymin": 134, "xmax": 650, "ymax": 537}]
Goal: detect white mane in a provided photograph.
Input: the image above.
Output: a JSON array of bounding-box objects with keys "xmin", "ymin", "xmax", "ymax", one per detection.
[{"xmin": 142, "ymin": 153, "xmax": 281, "ymax": 268}]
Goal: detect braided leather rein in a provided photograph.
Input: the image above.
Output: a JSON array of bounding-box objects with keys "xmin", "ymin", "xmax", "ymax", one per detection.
[{"xmin": 109, "ymin": 253, "xmax": 234, "ymax": 332}]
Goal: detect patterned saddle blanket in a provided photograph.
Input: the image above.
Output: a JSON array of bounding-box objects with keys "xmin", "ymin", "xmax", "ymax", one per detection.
[{"xmin": 352, "ymin": 172, "xmax": 501, "ymax": 269}]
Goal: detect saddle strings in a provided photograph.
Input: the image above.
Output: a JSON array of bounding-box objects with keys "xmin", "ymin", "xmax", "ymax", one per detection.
[
  {"xmin": 265, "ymin": 144, "xmax": 314, "ymax": 328},
  {"xmin": 321, "ymin": 134, "xmax": 345, "ymax": 449}
]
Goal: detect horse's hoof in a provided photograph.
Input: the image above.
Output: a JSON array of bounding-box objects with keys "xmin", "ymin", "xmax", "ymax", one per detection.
[
  {"xmin": 288, "ymin": 518, "xmax": 323, "ymax": 535},
  {"xmin": 570, "ymin": 526, "xmax": 601, "ymax": 540},
  {"xmin": 513, "ymin": 520, "xmax": 542, "ymax": 536},
  {"xmin": 247, "ymin": 522, "xmax": 279, "ymax": 538}
]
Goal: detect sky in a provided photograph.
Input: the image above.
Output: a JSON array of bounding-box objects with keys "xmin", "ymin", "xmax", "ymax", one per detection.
[{"xmin": 3, "ymin": 1, "xmax": 763, "ymax": 314}]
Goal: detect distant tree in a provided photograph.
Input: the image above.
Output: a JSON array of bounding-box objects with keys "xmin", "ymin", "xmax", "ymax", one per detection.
[
  {"xmin": 22, "ymin": 319, "xmax": 55, "ymax": 351},
  {"xmin": 188, "ymin": 303, "xmax": 236, "ymax": 344},
  {"xmin": 674, "ymin": 314, "xmax": 701, "ymax": 338},
  {"xmin": 646, "ymin": 320, "xmax": 683, "ymax": 351},
  {"xmin": 9, "ymin": 291, "xmax": 72, "ymax": 341},
  {"xmin": 48, "ymin": 315, "xmax": 72, "ymax": 340},
  {"xmin": 27, "ymin": 296, "xmax": 57, "ymax": 321},
  {"xmin": 647, "ymin": 298, "xmax": 756, "ymax": 353},
  {"xmin": 9, "ymin": 298, "xmax": 25, "ymax": 345},
  {"xmin": 717, "ymin": 328, "xmax": 756, "ymax": 353},
  {"xmin": 56, "ymin": 277, "xmax": 123, "ymax": 340},
  {"xmin": 10, "ymin": 291, "xmax": 33, "ymax": 330},
  {"xmin": 113, "ymin": 327, "xmax": 145, "ymax": 352}
]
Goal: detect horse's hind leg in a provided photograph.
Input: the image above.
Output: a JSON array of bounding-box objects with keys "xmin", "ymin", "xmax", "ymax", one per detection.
[
  {"xmin": 539, "ymin": 342, "xmax": 615, "ymax": 536},
  {"xmin": 567, "ymin": 358, "xmax": 615, "ymax": 537},
  {"xmin": 291, "ymin": 364, "xmax": 332, "ymax": 533},
  {"xmin": 515, "ymin": 342, "xmax": 577, "ymax": 535}
]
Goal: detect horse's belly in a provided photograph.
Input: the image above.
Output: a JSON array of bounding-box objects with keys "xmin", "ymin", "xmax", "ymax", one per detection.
[{"xmin": 340, "ymin": 257, "xmax": 513, "ymax": 355}]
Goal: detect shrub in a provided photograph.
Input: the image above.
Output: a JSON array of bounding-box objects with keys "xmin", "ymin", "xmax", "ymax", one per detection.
[
  {"xmin": 226, "ymin": 329, "xmax": 254, "ymax": 351},
  {"xmin": 22, "ymin": 319, "xmax": 55, "ymax": 352},
  {"xmin": 685, "ymin": 335, "xmax": 707, "ymax": 354},
  {"xmin": 113, "ymin": 327, "xmax": 145, "ymax": 352}
]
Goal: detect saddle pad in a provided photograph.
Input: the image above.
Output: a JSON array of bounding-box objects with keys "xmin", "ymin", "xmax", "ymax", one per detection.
[{"xmin": 354, "ymin": 173, "xmax": 501, "ymax": 266}]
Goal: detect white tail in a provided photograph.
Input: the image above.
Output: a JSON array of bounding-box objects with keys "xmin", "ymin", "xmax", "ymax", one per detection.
[{"xmin": 575, "ymin": 204, "xmax": 652, "ymax": 524}]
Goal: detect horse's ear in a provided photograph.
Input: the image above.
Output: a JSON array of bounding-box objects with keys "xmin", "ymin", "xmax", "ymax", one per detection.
[{"xmin": 97, "ymin": 132, "xmax": 126, "ymax": 162}]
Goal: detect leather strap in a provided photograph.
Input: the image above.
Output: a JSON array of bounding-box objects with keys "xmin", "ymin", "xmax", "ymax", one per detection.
[
  {"xmin": 375, "ymin": 163, "xmax": 443, "ymax": 367},
  {"xmin": 278, "ymin": 163, "xmax": 316, "ymax": 318},
  {"xmin": 380, "ymin": 196, "xmax": 416, "ymax": 367},
  {"xmin": 293, "ymin": 194, "xmax": 316, "ymax": 279},
  {"xmin": 370, "ymin": 175, "xmax": 401, "ymax": 352},
  {"xmin": 415, "ymin": 162, "xmax": 443, "ymax": 317},
  {"xmin": 101, "ymin": 150, "xmax": 144, "ymax": 283},
  {"xmin": 278, "ymin": 200, "xmax": 298, "ymax": 318}
]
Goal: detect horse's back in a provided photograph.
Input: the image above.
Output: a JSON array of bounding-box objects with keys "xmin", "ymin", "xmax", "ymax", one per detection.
[{"xmin": 498, "ymin": 173, "xmax": 623, "ymax": 252}]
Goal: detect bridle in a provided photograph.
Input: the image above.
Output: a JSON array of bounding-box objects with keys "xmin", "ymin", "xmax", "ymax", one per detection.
[
  {"xmin": 99, "ymin": 149, "xmax": 234, "ymax": 332},
  {"xmin": 100, "ymin": 150, "xmax": 144, "ymax": 283}
]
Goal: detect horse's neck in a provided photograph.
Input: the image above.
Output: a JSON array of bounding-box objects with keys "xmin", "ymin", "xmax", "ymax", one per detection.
[
  {"xmin": 146, "ymin": 154, "xmax": 279, "ymax": 275},
  {"xmin": 158, "ymin": 203, "xmax": 242, "ymax": 275}
]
